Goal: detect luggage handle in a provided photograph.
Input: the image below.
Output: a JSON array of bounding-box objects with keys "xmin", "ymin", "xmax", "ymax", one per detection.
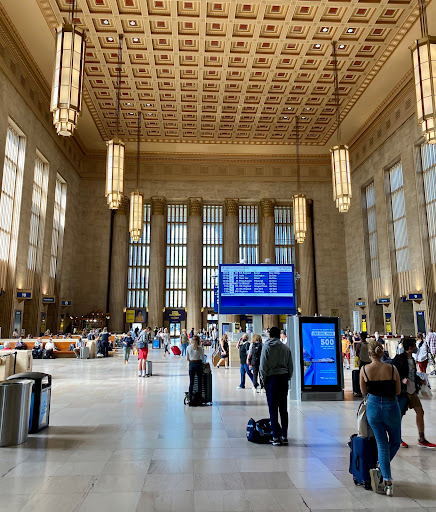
[{"xmin": 355, "ymin": 455, "xmax": 359, "ymax": 471}]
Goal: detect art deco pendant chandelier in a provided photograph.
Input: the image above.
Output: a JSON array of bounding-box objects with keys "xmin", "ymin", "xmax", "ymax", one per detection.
[
  {"xmin": 330, "ymin": 41, "xmax": 352, "ymax": 213},
  {"xmin": 411, "ymin": 0, "xmax": 436, "ymax": 143},
  {"xmin": 50, "ymin": 0, "xmax": 86, "ymax": 137},
  {"xmin": 105, "ymin": 35, "xmax": 125, "ymax": 210},
  {"xmin": 129, "ymin": 113, "xmax": 143, "ymax": 242},
  {"xmin": 293, "ymin": 116, "xmax": 307, "ymax": 244}
]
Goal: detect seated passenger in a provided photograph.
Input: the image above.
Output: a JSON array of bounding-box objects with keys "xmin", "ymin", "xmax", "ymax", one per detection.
[
  {"xmin": 1, "ymin": 341, "xmax": 11, "ymax": 350},
  {"xmin": 15, "ymin": 338, "xmax": 26, "ymax": 350},
  {"xmin": 44, "ymin": 338, "xmax": 59, "ymax": 358}
]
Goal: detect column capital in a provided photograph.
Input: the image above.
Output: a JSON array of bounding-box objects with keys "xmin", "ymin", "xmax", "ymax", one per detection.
[
  {"xmin": 188, "ymin": 197, "xmax": 203, "ymax": 216},
  {"xmin": 117, "ymin": 195, "xmax": 130, "ymax": 214},
  {"xmin": 151, "ymin": 196, "xmax": 166, "ymax": 215},
  {"xmin": 224, "ymin": 198, "xmax": 239, "ymax": 216},
  {"xmin": 260, "ymin": 198, "xmax": 276, "ymax": 217}
]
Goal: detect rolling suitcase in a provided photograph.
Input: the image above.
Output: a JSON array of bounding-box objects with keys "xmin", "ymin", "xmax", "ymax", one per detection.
[
  {"xmin": 80, "ymin": 346, "xmax": 90, "ymax": 359},
  {"xmin": 171, "ymin": 346, "xmax": 181, "ymax": 356},
  {"xmin": 191, "ymin": 364, "xmax": 213, "ymax": 405},
  {"xmin": 352, "ymin": 369, "xmax": 361, "ymax": 396},
  {"xmin": 212, "ymin": 349, "xmax": 220, "ymax": 367},
  {"xmin": 152, "ymin": 338, "xmax": 160, "ymax": 349},
  {"xmin": 349, "ymin": 434, "xmax": 378, "ymax": 489},
  {"xmin": 146, "ymin": 360, "xmax": 152, "ymax": 376}
]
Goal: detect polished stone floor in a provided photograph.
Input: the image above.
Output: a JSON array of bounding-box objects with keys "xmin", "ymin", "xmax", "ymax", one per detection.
[{"xmin": 1, "ymin": 348, "xmax": 436, "ymax": 512}]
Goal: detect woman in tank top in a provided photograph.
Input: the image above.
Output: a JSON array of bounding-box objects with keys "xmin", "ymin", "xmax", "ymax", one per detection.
[{"xmin": 360, "ymin": 340, "xmax": 401, "ymax": 497}]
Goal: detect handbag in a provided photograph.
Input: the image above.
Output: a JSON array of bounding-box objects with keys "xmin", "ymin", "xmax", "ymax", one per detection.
[
  {"xmin": 354, "ymin": 355, "xmax": 359, "ymax": 368},
  {"xmin": 357, "ymin": 400, "xmax": 374, "ymax": 438},
  {"xmin": 417, "ymin": 371, "xmax": 433, "ymax": 399}
]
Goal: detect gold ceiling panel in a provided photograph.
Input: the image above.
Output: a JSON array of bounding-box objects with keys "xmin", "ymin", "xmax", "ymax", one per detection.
[{"xmin": 38, "ymin": 0, "xmax": 423, "ymax": 145}]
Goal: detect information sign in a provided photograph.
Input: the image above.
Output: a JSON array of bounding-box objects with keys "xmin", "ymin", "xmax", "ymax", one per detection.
[{"xmin": 218, "ymin": 264, "xmax": 296, "ymax": 315}]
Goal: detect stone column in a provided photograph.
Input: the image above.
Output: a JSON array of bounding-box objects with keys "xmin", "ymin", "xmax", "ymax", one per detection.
[
  {"xmin": 187, "ymin": 198, "xmax": 203, "ymax": 332},
  {"xmin": 260, "ymin": 199, "xmax": 278, "ymax": 329},
  {"xmin": 109, "ymin": 196, "xmax": 129, "ymax": 332},
  {"xmin": 148, "ymin": 197, "xmax": 166, "ymax": 328},
  {"xmin": 298, "ymin": 200, "xmax": 316, "ymax": 316},
  {"xmin": 224, "ymin": 199, "xmax": 239, "ymax": 324}
]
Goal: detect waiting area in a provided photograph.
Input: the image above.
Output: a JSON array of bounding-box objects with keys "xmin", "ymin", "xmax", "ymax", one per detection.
[{"xmin": 1, "ymin": 349, "xmax": 436, "ymax": 512}]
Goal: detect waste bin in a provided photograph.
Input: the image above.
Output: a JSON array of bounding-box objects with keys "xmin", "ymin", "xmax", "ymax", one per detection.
[
  {"xmin": 0, "ymin": 379, "xmax": 33, "ymax": 447},
  {"xmin": 7, "ymin": 372, "xmax": 52, "ymax": 433}
]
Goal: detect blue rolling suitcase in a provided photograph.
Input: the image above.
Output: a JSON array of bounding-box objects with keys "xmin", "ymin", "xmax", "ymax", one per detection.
[
  {"xmin": 152, "ymin": 337, "xmax": 160, "ymax": 349},
  {"xmin": 349, "ymin": 434, "xmax": 378, "ymax": 489}
]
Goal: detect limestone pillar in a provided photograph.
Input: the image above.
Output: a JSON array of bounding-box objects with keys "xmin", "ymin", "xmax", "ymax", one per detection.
[
  {"xmin": 298, "ymin": 200, "xmax": 316, "ymax": 316},
  {"xmin": 109, "ymin": 197, "xmax": 129, "ymax": 332},
  {"xmin": 187, "ymin": 198, "xmax": 203, "ymax": 332},
  {"xmin": 260, "ymin": 199, "xmax": 278, "ymax": 329},
  {"xmin": 148, "ymin": 197, "xmax": 166, "ymax": 328},
  {"xmin": 224, "ymin": 199, "xmax": 239, "ymax": 325}
]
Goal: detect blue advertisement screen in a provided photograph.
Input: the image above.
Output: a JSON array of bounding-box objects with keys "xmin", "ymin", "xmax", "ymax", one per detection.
[
  {"xmin": 218, "ymin": 264, "xmax": 296, "ymax": 315},
  {"xmin": 301, "ymin": 322, "xmax": 338, "ymax": 386}
]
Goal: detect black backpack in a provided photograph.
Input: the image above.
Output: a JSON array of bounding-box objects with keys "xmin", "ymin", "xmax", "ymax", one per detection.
[
  {"xmin": 246, "ymin": 418, "xmax": 272, "ymax": 444},
  {"xmin": 251, "ymin": 343, "xmax": 263, "ymax": 367}
]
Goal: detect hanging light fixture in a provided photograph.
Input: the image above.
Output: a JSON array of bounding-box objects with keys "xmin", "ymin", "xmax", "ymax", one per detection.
[
  {"xmin": 293, "ymin": 116, "xmax": 307, "ymax": 244},
  {"xmin": 330, "ymin": 41, "xmax": 352, "ymax": 213},
  {"xmin": 50, "ymin": 0, "xmax": 86, "ymax": 136},
  {"xmin": 129, "ymin": 112, "xmax": 143, "ymax": 242},
  {"xmin": 411, "ymin": 0, "xmax": 436, "ymax": 143},
  {"xmin": 105, "ymin": 35, "xmax": 125, "ymax": 209}
]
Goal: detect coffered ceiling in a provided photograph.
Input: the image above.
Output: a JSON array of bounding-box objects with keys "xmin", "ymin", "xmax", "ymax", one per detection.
[{"xmin": 25, "ymin": 0, "xmax": 425, "ymax": 149}]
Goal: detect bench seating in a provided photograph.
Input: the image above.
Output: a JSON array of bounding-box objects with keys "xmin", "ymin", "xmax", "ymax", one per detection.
[{"xmin": 6, "ymin": 340, "xmax": 77, "ymax": 358}]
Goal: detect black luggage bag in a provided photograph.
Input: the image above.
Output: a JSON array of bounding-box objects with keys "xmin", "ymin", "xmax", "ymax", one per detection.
[{"xmin": 352, "ymin": 369, "xmax": 361, "ymax": 396}]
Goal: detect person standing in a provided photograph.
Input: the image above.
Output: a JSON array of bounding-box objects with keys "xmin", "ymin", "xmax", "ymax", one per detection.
[
  {"xmin": 73, "ymin": 337, "xmax": 86, "ymax": 359},
  {"xmin": 415, "ymin": 333, "xmax": 429, "ymax": 373},
  {"xmin": 425, "ymin": 329, "xmax": 436, "ymax": 375},
  {"xmin": 356, "ymin": 331, "xmax": 371, "ymax": 369},
  {"xmin": 236, "ymin": 334, "xmax": 253, "ymax": 389},
  {"xmin": 137, "ymin": 327, "xmax": 150, "ymax": 377},
  {"xmin": 180, "ymin": 329, "xmax": 189, "ymax": 357},
  {"xmin": 122, "ymin": 331, "xmax": 134, "ymax": 364},
  {"xmin": 186, "ymin": 335, "xmax": 205, "ymax": 406},
  {"xmin": 212, "ymin": 327, "xmax": 219, "ymax": 351},
  {"xmin": 247, "ymin": 334, "xmax": 263, "ymax": 392},
  {"xmin": 99, "ymin": 328, "xmax": 110, "ymax": 357},
  {"xmin": 216, "ymin": 334, "xmax": 229, "ymax": 368},
  {"xmin": 393, "ymin": 337, "xmax": 436, "ymax": 449},
  {"xmin": 259, "ymin": 326, "xmax": 293, "ymax": 446},
  {"xmin": 360, "ymin": 340, "xmax": 401, "ymax": 496}
]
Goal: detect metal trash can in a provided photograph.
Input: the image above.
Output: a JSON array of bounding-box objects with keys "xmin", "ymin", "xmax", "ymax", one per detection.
[
  {"xmin": 0, "ymin": 379, "xmax": 33, "ymax": 447},
  {"xmin": 7, "ymin": 372, "xmax": 52, "ymax": 433}
]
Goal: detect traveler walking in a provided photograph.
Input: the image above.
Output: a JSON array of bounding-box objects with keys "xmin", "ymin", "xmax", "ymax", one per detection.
[
  {"xmin": 236, "ymin": 334, "xmax": 253, "ymax": 389},
  {"xmin": 360, "ymin": 340, "xmax": 401, "ymax": 496},
  {"xmin": 163, "ymin": 328, "xmax": 171, "ymax": 357},
  {"xmin": 137, "ymin": 327, "xmax": 150, "ymax": 377},
  {"xmin": 122, "ymin": 331, "xmax": 134, "ymax": 364},
  {"xmin": 180, "ymin": 329, "xmax": 189, "ymax": 357},
  {"xmin": 259, "ymin": 326, "xmax": 293, "ymax": 446},
  {"xmin": 247, "ymin": 334, "xmax": 263, "ymax": 392},
  {"xmin": 216, "ymin": 334, "xmax": 229, "ymax": 368},
  {"xmin": 187, "ymin": 335, "xmax": 205, "ymax": 406},
  {"xmin": 393, "ymin": 337, "xmax": 436, "ymax": 449},
  {"xmin": 415, "ymin": 333, "xmax": 429, "ymax": 373}
]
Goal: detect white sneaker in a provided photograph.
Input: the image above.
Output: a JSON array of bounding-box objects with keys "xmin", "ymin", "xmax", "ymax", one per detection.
[
  {"xmin": 138, "ymin": 372, "xmax": 142, "ymax": 377},
  {"xmin": 385, "ymin": 484, "xmax": 393, "ymax": 497},
  {"xmin": 236, "ymin": 385, "xmax": 245, "ymax": 389}
]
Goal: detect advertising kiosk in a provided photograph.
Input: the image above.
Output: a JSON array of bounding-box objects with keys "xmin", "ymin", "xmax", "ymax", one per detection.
[{"xmin": 287, "ymin": 315, "xmax": 344, "ymax": 401}]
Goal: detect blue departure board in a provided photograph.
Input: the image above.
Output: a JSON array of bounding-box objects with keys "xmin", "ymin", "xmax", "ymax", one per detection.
[{"xmin": 218, "ymin": 264, "xmax": 296, "ymax": 315}]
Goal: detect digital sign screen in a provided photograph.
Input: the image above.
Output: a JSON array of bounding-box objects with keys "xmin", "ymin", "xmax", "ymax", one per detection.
[
  {"xmin": 218, "ymin": 264, "xmax": 296, "ymax": 315},
  {"xmin": 299, "ymin": 317, "xmax": 342, "ymax": 391}
]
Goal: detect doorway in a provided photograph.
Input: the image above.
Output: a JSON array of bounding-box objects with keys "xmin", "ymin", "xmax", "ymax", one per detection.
[{"xmin": 170, "ymin": 322, "xmax": 181, "ymax": 337}]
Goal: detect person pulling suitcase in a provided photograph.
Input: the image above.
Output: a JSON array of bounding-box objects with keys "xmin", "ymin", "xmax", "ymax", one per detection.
[{"xmin": 186, "ymin": 335, "xmax": 204, "ymax": 406}]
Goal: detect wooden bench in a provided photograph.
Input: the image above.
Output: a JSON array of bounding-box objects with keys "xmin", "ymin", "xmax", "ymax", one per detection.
[{"xmin": 7, "ymin": 340, "xmax": 77, "ymax": 358}]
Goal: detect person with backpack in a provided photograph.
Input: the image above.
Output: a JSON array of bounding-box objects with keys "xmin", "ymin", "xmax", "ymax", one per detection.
[
  {"xmin": 137, "ymin": 327, "xmax": 150, "ymax": 377},
  {"xmin": 259, "ymin": 326, "xmax": 293, "ymax": 446},
  {"xmin": 247, "ymin": 334, "xmax": 263, "ymax": 392},
  {"xmin": 122, "ymin": 331, "xmax": 134, "ymax": 364},
  {"xmin": 393, "ymin": 337, "xmax": 436, "ymax": 449},
  {"xmin": 356, "ymin": 331, "xmax": 371, "ymax": 369},
  {"xmin": 236, "ymin": 334, "xmax": 253, "ymax": 389}
]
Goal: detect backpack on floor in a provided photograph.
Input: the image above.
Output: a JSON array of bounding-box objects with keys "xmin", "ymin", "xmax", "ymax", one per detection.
[{"xmin": 246, "ymin": 418, "xmax": 272, "ymax": 444}]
